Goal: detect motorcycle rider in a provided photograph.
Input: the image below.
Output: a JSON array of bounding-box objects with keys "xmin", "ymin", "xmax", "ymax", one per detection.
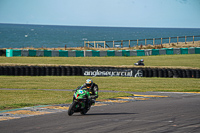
[
  {"xmin": 134, "ymin": 59, "xmax": 144, "ymax": 66},
  {"xmin": 78, "ymin": 79, "xmax": 98, "ymax": 109}
]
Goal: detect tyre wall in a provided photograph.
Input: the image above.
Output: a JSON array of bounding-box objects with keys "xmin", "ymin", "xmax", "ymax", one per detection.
[{"xmin": 0, "ymin": 65, "xmax": 199, "ymax": 78}]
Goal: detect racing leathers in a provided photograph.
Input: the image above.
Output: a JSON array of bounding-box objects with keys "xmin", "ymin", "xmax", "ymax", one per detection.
[{"xmin": 81, "ymin": 83, "xmax": 98, "ymax": 108}]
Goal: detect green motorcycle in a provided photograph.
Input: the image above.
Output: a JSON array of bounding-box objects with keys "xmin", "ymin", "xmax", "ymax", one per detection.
[{"xmin": 68, "ymin": 87, "xmax": 93, "ymax": 116}]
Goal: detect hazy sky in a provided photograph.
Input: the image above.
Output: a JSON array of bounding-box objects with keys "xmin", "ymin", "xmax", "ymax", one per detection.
[{"xmin": 0, "ymin": 0, "xmax": 200, "ymax": 28}]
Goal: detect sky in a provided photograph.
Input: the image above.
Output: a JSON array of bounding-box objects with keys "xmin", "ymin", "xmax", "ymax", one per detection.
[{"xmin": 0, "ymin": 0, "xmax": 200, "ymax": 28}]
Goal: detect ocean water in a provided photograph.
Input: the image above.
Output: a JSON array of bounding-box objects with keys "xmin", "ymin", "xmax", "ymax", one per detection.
[{"xmin": 0, "ymin": 23, "xmax": 200, "ymax": 48}]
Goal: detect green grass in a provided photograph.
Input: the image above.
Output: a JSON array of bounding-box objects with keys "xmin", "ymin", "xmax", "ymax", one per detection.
[
  {"xmin": 0, "ymin": 89, "xmax": 132, "ymax": 110},
  {"xmin": 1, "ymin": 54, "xmax": 200, "ymax": 68},
  {"xmin": 0, "ymin": 76, "xmax": 199, "ymax": 92},
  {"xmin": 0, "ymin": 76, "xmax": 199, "ymax": 110}
]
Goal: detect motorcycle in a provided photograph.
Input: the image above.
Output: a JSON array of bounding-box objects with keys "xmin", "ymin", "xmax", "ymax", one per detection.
[
  {"xmin": 134, "ymin": 59, "xmax": 144, "ymax": 66},
  {"xmin": 134, "ymin": 62, "xmax": 144, "ymax": 66},
  {"xmin": 68, "ymin": 87, "xmax": 93, "ymax": 116}
]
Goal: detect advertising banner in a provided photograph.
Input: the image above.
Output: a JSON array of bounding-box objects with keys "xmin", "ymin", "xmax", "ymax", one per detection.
[{"xmin": 83, "ymin": 67, "xmax": 143, "ymax": 77}]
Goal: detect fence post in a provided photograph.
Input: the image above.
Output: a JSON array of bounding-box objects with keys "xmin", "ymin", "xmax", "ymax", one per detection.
[
  {"xmin": 145, "ymin": 39, "xmax": 147, "ymax": 46},
  {"xmin": 121, "ymin": 40, "xmax": 123, "ymax": 48},
  {"xmin": 137, "ymin": 39, "xmax": 138, "ymax": 46},
  {"xmin": 97, "ymin": 44, "xmax": 99, "ymax": 48},
  {"xmin": 94, "ymin": 41, "xmax": 96, "ymax": 48},
  {"xmin": 113, "ymin": 41, "xmax": 115, "ymax": 48},
  {"xmin": 104, "ymin": 41, "xmax": 106, "ymax": 48},
  {"xmin": 153, "ymin": 38, "xmax": 155, "ymax": 45},
  {"xmin": 193, "ymin": 36, "xmax": 194, "ymax": 44},
  {"xmin": 185, "ymin": 36, "xmax": 187, "ymax": 44},
  {"xmin": 84, "ymin": 41, "xmax": 86, "ymax": 47},
  {"xmin": 129, "ymin": 40, "xmax": 130, "ymax": 48},
  {"xmin": 169, "ymin": 37, "xmax": 171, "ymax": 45},
  {"xmin": 177, "ymin": 36, "xmax": 179, "ymax": 44},
  {"xmin": 161, "ymin": 38, "xmax": 162, "ymax": 45}
]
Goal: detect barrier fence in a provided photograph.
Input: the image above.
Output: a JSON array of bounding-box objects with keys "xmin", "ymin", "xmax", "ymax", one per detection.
[
  {"xmin": 5, "ymin": 47, "xmax": 200, "ymax": 57},
  {"xmin": 84, "ymin": 35, "xmax": 200, "ymax": 48},
  {"xmin": 0, "ymin": 65, "xmax": 199, "ymax": 78}
]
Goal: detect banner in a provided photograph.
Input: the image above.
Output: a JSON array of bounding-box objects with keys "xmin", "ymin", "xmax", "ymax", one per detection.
[{"xmin": 83, "ymin": 67, "xmax": 143, "ymax": 77}]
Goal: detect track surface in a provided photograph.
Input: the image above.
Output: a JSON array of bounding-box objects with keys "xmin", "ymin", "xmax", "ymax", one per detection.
[{"xmin": 0, "ymin": 92, "xmax": 200, "ymax": 133}]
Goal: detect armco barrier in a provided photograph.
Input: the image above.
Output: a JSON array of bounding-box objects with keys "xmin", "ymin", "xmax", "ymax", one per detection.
[
  {"xmin": 0, "ymin": 65, "xmax": 199, "ymax": 78},
  {"xmin": 100, "ymin": 51, "xmax": 107, "ymax": 57},
  {"xmin": 173, "ymin": 48, "xmax": 181, "ymax": 55},
  {"xmin": 92, "ymin": 50, "xmax": 100, "ymax": 57},
  {"xmin": 152, "ymin": 49, "xmax": 159, "ymax": 55},
  {"xmin": 181, "ymin": 48, "xmax": 188, "ymax": 54},
  {"xmin": 188, "ymin": 47, "xmax": 195, "ymax": 54},
  {"xmin": 29, "ymin": 50, "xmax": 36, "ymax": 56},
  {"xmin": 122, "ymin": 50, "xmax": 130, "ymax": 56},
  {"xmin": 59, "ymin": 50, "xmax": 68, "ymax": 57},
  {"xmin": 166, "ymin": 48, "xmax": 173, "ymax": 55},
  {"xmin": 195, "ymin": 47, "xmax": 200, "ymax": 54},
  {"xmin": 5, "ymin": 47, "xmax": 200, "ymax": 57},
  {"xmin": 115, "ymin": 50, "xmax": 122, "ymax": 56},
  {"xmin": 130, "ymin": 50, "xmax": 137, "ymax": 56},
  {"xmin": 85, "ymin": 50, "xmax": 93, "ymax": 57},
  {"xmin": 21, "ymin": 50, "xmax": 29, "ymax": 56},
  {"xmin": 137, "ymin": 50, "xmax": 145, "ymax": 56},
  {"xmin": 107, "ymin": 50, "xmax": 115, "ymax": 56},
  {"xmin": 36, "ymin": 50, "xmax": 44, "ymax": 56},
  {"xmin": 76, "ymin": 51, "xmax": 84, "ymax": 57}
]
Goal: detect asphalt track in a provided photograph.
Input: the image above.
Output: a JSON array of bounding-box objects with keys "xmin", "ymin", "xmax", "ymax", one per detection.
[{"xmin": 0, "ymin": 92, "xmax": 200, "ymax": 133}]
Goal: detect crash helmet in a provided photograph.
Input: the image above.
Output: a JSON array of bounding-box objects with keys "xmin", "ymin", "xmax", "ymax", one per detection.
[
  {"xmin": 141, "ymin": 59, "xmax": 144, "ymax": 62},
  {"xmin": 86, "ymin": 79, "xmax": 93, "ymax": 89}
]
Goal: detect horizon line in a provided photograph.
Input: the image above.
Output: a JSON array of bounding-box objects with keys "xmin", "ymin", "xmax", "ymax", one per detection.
[{"xmin": 1, "ymin": 22, "xmax": 200, "ymax": 29}]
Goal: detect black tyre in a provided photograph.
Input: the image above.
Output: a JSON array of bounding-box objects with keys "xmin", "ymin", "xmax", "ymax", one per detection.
[
  {"xmin": 80, "ymin": 108, "xmax": 89, "ymax": 115},
  {"xmin": 80, "ymin": 103, "xmax": 90, "ymax": 115},
  {"xmin": 68, "ymin": 102, "xmax": 77, "ymax": 116}
]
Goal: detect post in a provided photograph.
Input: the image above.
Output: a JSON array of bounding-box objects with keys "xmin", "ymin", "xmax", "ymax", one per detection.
[
  {"xmin": 161, "ymin": 38, "xmax": 162, "ymax": 45},
  {"xmin": 129, "ymin": 40, "xmax": 130, "ymax": 48},
  {"xmin": 169, "ymin": 37, "xmax": 171, "ymax": 45},
  {"xmin": 94, "ymin": 41, "xmax": 96, "ymax": 48},
  {"xmin": 193, "ymin": 36, "xmax": 194, "ymax": 44},
  {"xmin": 113, "ymin": 41, "xmax": 115, "ymax": 48},
  {"xmin": 84, "ymin": 41, "xmax": 86, "ymax": 47},
  {"xmin": 97, "ymin": 44, "xmax": 99, "ymax": 48},
  {"xmin": 88, "ymin": 43, "xmax": 89, "ymax": 47},
  {"xmin": 121, "ymin": 40, "xmax": 123, "ymax": 48},
  {"xmin": 145, "ymin": 39, "xmax": 147, "ymax": 46},
  {"xmin": 104, "ymin": 41, "xmax": 106, "ymax": 48},
  {"xmin": 153, "ymin": 38, "xmax": 155, "ymax": 45},
  {"xmin": 177, "ymin": 36, "xmax": 179, "ymax": 44},
  {"xmin": 185, "ymin": 36, "xmax": 187, "ymax": 44},
  {"xmin": 137, "ymin": 39, "xmax": 138, "ymax": 46}
]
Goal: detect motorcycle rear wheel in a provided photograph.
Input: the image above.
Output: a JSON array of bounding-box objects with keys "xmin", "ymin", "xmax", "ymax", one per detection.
[{"xmin": 68, "ymin": 102, "xmax": 77, "ymax": 116}]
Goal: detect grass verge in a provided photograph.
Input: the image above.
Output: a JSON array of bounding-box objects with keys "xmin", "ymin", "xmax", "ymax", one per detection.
[
  {"xmin": 0, "ymin": 89, "xmax": 132, "ymax": 110},
  {"xmin": 0, "ymin": 54, "xmax": 200, "ymax": 68},
  {"xmin": 0, "ymin": 76, "xmax": 199, "ymax": 92}
]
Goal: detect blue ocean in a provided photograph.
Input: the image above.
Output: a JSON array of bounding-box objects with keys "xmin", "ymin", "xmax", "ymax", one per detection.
[{"xmin": 0, "ymin": 23, "xmax": 200, "ymax": 48}]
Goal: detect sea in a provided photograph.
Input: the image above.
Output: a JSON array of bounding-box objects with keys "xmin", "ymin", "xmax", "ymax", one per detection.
[{"xmin": 0, "ymin": 23, "xmax": 200, "ymax": 48}]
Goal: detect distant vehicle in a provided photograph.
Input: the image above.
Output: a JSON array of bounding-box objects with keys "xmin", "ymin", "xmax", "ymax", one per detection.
[{"xmin": 134, "ymin": 59, "xmax": 144, "ymax": 66}]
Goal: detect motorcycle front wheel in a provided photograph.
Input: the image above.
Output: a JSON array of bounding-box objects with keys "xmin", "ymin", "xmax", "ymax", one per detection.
[
  {"xmin": 80, "ymin": 108, "xmax": 89, "ymax": 115},
  {"xmin": 68, "ymin": 102, "xmax": 77, "ymax": 116}
]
